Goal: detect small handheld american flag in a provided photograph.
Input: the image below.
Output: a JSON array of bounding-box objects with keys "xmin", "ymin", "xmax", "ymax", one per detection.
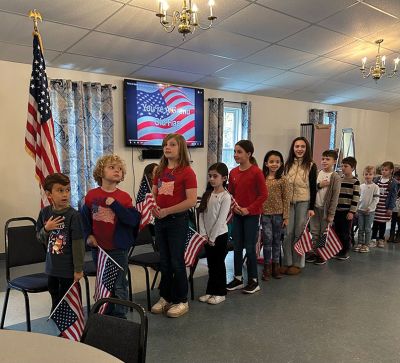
[
  {"xmin": 184, "ymin": 227, "xmax": 207, "ymax": 267},
  {"xmin": 294, "ymin": 218, "xmax": 313, "ymax": 256},
  {"xmin": 136, "ymin": 176, "xmax": 157, "ymax": 231},
  {"xmin": 48, "ymin": 282, "xmax": 85, "ymax": 341},
  {"xmin": 226, "ymin": 193, "xmax": 239, "ymax": 224},
  {"xmin": 316, "ymin": 225, "xmax": 343, "ymax": 261},
  {"xmin": 94, "ymin": 247, "xmax": 123, "ymax": 314}
]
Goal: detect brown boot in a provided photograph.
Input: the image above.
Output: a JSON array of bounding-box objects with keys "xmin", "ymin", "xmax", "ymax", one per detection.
[
  {"xmin": 262, "ymin": 262, "xmax": 272, "ymax": 281},
  {"xmin": 286, "ymin": 266, "xmax": 301, "ymax": 275},
  {"xmin": 279, "ymin": 265, "xmax": 290, "ymax": 274},
  {"xmin": 272, "ymin": 262, "xmax": 283, "ymax": 279}
]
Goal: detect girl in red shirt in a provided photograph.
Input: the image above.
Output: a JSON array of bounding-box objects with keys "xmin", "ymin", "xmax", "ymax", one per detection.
[
  {"xmin": 226, "ymin": 140, "xmax": 268, "ymax": 294},
  {"xmin": 150, "ymin": 134, "xmax": 197, "ymax": 318}
]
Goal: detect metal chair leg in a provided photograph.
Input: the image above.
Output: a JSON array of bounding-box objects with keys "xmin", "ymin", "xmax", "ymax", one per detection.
[
  {"xmin": 127, "ymin": 268, "xmax": 133, "ymax": 311},
  {"xmin": 151, "ymin": 270, "xmax": 159, "ymax": 290},
  {"xmin": 83, "ymin": 275, "xmax": 91, "ymax": 316},
  {"xmin": 143, "ymin": 267, "xmax": 151, "ymax": 311},
  {"xmin": 22, "ymin": 290, "xmax": 31, "ymax": 332},
  {"xmin": 0, "ymin": 288, "xmax": 11, "ymax": 329}
]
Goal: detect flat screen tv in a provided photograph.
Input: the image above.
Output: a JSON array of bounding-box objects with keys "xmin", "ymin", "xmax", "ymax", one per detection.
[{"xmin": 124, "ymin": 79, "xmax": 204, "ymax": 148}]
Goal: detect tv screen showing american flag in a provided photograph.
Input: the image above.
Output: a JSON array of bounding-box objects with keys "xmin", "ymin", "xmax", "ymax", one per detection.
[{"xmin": 124, "ymin": 79, "xmax": 204, "ymax": 147}]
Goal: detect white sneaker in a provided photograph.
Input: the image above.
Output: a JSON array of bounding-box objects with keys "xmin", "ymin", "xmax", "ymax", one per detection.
[
  {"xmin": 199, "ymin": 294, "xmax": 211, "ymax": 303},
  {"xmin": 369, "ymin": 240, "xmax": 377, "ymax": 248},
  {"xmin": 166, "ymin": 302, "xmax": 189, "ymax": 318},
  {"xmin": 207, "ymin": 295, "xmax": 226, "ymax": 305},
  {"xmin": 151, "ymin": 297, "xmax": 170, "ymax": 314}
]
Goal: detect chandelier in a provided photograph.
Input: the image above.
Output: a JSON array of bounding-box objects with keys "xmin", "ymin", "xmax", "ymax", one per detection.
[
  {"xmin": 156, "ymin": 0, "xmax": 217, "ymax": 39},
  {"xmin": 360, "ymin": 39, "xmax": 400, "ymax": 81}
]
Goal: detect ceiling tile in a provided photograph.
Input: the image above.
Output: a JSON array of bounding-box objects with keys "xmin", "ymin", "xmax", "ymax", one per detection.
[
  {"xmin": 285, "ymin": 90, "xmax": 332, "ymax": 103},
  {"xmin": 129, "ymin": 66, "xmax": 205, "ymax": 84},
  {"xmin": 193, "ymin": 76, "xmax": 257, "ymax": 92},
  {"xmin": 97, "ymin": 5, "xmax": 185, "ymax": 47},
  {"xmin": 68, "ymin": 32, "xmax": 172, "ymax": 64},
  {"xmin": 363, "ymin": 0, "xmax": 400, "ymax": 18},
  {"xmin": 0, "ymin": 41, "xmax": 60, "ymax": 65},
  {"xmin": 362, "ymin": 23, "xmax": 400, "ymax": 53},
  {"xmin": 214, "ymin": 62, "xmax": 284, "ymax": 82},
  {"xmin": 256, "ymin": 0, "xmax": 357, "ymax": 22},
  {"xmin": 180, "ymin": 28, "xmax": 269, "ymax": 60},
  {"xmin": 330, "ymin": 67, "xmax": 371, "ymax": 86},
  {"xmin": 149, "ymin": 48, "xmax": 234, "ymax": 74},
  {"xmin": 244, "ymin": 84, "xmax": 296, "ymax": 98},
  {"xmin": 318, "ymin": 2, "xmax": 399, "ymax": 39},
  {"xmin": 338, "ymin": 86, "xmax": 383, "ymax": 100},
  {"xmin": 292, "ymin": 57, "xmax": 355, "ymax": 77},
  {"xmin": 48, "ymin": 53, "xmax": 142, "ymax": 76},
  {"xmin": 130, "ymin": 0, "xmax": 251, "ymax": 24},
  {"xmin": 0, "ymin": 0, "xmax": 123, "ymax": 28},
  {"xmin": 218, "ymin": 3, "xmax": 309, "ymax": 42},
  {"xmin": 263, "ymin": 72, "xmax": 321, "ymax": 89},
  {"xmin": 278, "ymin": 26, "xmax": 353, "ymax": 56},
  {"xmin": 301, "ymin": 80, "xmax": 356, "ymax": 95},
  {"xmin": 243, "ymin": 45, "xmax": 317, "ymax": 70},
  {"xmin": 0, "ymin": 12, "xmax": 90, "ymax": 51}
]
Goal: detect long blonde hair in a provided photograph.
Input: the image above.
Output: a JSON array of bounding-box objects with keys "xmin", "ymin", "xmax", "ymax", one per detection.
[{"xmin": 155, "ymin": 134, "xmax": 190, "ymax": 178}]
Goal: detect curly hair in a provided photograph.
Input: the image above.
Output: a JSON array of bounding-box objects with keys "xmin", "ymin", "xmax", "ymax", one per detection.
[{"xmin": 93, "ymin": 154, "xmax": 126, "ymax": 186}]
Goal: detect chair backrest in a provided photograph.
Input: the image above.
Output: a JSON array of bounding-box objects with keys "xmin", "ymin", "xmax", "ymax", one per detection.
[
  {"xmin": 5, "ymin": 217, "xmax": 46, "ymax": 280},
  {"xmin": 81, "ymin": 297, "xmax": 148, "ymax": 363}
]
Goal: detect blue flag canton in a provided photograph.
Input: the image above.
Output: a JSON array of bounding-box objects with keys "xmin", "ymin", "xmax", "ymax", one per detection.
[
  {"xmin": 185, "ymin": 229, "xmax": 196, "ymax": 248},
  {"xmin": 316, "ymin": 232, "xmax": 327, "ymax": 248},
  {"xmin": 137, "ymin": 177, "xmax": 151, "ymax": 204},
  {"xmin": 102, "ymin": 259, "xmax": 121, "ymax": 291},
  {"xmin": 30, "ymin": 35, "xmax": 51, "ymax": 123},
  {"xmin": 137, "ymin": 89, "xmax": 169, "ymax": 119},
  {"xmin": 52, "ymin": 300, "xmax": 77, "ymax": 332}
]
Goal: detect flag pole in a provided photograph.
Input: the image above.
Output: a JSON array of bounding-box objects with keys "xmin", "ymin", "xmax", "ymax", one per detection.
[{"xmin": 47, "ymin": 281, "xmax": 79, "ymax": 321}]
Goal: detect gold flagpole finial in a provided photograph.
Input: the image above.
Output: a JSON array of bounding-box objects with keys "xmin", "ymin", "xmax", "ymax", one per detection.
[{"xmin": 28, "ymin": 9, "xmax": 42, "ymax": 33}]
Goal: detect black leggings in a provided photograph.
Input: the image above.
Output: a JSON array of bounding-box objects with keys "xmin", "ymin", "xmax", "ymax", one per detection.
[
  {"xmin": 372, "ymin": 221, "xmax": 386, "ymax": 240},
  {"xmin": 48, "ymin": 275, "xmax": 74, "ymax": 312}
]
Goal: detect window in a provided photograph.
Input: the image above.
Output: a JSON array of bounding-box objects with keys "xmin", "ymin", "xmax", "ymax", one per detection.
[
  {"xmin": 323, "ymin": 111, "xmax": 337, "ymax": 149},
  {"xmin": 222, "ymin": 106, "xmax": 243, "ymax": 170}
]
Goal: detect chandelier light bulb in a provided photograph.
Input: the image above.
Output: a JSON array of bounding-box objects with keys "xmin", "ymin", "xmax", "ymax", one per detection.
[
  {"xmin": 192, "ymin": 4, "xmax": 198, "ymax": 12},
  {"xmin": 381, "ymin": 55, "xmax": 386, "ymax": 67}
]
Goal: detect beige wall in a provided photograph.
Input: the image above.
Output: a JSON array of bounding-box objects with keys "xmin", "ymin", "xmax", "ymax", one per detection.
[
  {"xmin": 0, "ymin": 59, "xmax": 396, "ymax": 252},
  {"xmin": 388, "ymin": 109, "xmax": 400, "ymax": 164}
]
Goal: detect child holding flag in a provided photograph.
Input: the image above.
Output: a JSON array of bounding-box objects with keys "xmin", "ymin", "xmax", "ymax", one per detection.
[
  {"xmin": 36, "ymin": 173, "xmax": 85, "ymax": 313},
  {"xmin": 81, "ymin": 154, "xmax": 140, "ymax": 319}
]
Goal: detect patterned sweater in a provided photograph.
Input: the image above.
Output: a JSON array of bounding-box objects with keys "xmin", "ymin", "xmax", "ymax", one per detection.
[
  {"xmin": 262, "ymin": 177, "xmax": 290, "ymax": 220},
  {"xmin": 336, "ymin": 176, "xmax": 360, "ymax": 213}
]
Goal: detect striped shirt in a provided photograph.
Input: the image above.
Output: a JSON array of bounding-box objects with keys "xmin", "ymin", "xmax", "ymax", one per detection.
[
  {"xmin": 374, "ymin": 178, "xmax": 391, "ymax": 222},
  {"xmin": 336, "ymin": 176, "xmax": 360, "ymax": 213}
]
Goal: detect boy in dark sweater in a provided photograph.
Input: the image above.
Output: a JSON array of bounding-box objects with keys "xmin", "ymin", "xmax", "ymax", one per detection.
[
  {"xmin": 36, "ymin": 173, "xmax": 85, "ymax": 312},
  {"xmin": 334, "ymin": 157, "xmax": 360, "ymax": 260}
]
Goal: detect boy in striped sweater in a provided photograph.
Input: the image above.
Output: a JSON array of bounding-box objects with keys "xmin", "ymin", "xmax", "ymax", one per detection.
[{"xmin": 333, "ymin": 157, "xmax": 360, "ymax": 260}]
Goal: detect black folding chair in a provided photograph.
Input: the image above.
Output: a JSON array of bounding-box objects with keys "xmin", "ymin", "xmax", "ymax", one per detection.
[
  {"xmin": 128, "ymin": 225, "xmax": 160, "ymax": 311},
  {"xmin": 0, "ymin": 217, "xmax": 48, "ymax": 331},
  {"xmin": 81, "ymin": 297, "xmax": 148, "ymax": 363}
]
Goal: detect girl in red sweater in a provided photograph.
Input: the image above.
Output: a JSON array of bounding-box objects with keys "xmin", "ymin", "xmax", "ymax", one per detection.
[{"xmin": 226, "ymin": 140, "xmax": 268, "ymax": 294}]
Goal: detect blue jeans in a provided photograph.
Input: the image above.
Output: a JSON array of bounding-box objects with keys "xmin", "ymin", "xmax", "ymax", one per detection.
[
  {"xmin": 261, "ymin": 214, "xmax": 283, "ymax": 263},
  {"xmin": 283, "ymin": 201, "xmax": 309, "ymax": 268},
  {"xmin": 92, "ymin": 248, "xmax": 129, "ymax": 318},
  {"xmin": 357, "ymin": 211, "xmax": 375, "ymax": 245},
  {"xmin": 232, "ymin": 214, "xmax": 259, "ymax": 280},
  {"xmin": 155, "ymin": 213, "xmax": 189, "ymax": 304}
]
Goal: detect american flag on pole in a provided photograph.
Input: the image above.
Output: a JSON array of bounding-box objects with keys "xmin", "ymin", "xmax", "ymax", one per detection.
[
  {"xmin": 94, "ymin": 247, "xmax": 123, "ymax": 314},
  {"xmin": 136, "ymin": 83, "xmax": 195, "ymax": 146},
  {"xmin": 294, "ymin": 221, "xmax": 313, "ymax": 256},
  {"xmin": 184, "ymin": 227, "xmax": 207, "ymax": 267},
  {"xmin": 136, "ymin": 176, "xmax": 157, "ymax": 231},
  {"xmin": 49, "ymin": 282, "xmax": 85, "ymax": 341},
  {"xmin": 316, "ymin": 226, "xmax": 343, "ymax": 261},
  {"xmin": 25, "ymin": 32, "xmax": 61, "ymax": 206}
]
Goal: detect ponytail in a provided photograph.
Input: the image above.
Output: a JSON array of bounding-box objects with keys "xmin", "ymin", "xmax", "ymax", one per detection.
[
  {"xmin": 198, "ymin": 184, "xmax": 213, "ymax": 213},
  {"xmin": 250, "ymin": 156, "xmax": 257, "ymax": 166}
]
